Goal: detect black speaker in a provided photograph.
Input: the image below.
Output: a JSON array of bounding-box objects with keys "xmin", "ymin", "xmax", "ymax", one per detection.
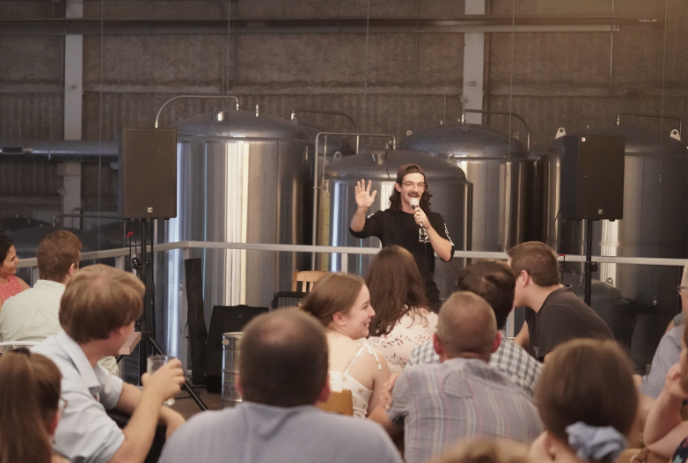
[
  {"xmin": 119, "ymin": 128, "xmax": 177, "ymax": 219},
  {"xmin": 561, "ymin": 134, "xmax": 625, "ymax": 220},
  {"xmin": 185, "ymin": 258, "xmax": 208, "ymax": 385}
]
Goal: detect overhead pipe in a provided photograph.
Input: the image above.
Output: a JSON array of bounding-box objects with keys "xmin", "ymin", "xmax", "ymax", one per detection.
[
  {"xmin": 290, "ymin": 109, "xmax": 359, "ymax": 151},
  {"xmin": 461, "ymin": 109, "xmax": 531, "ymax": 151},
  {"xmin": 155, "ymin": 95, "xmax": 240, "ymax": 128},
  {"xmin": 0, "ymin": 16, "xmax": 633, "ymax": 37},
  {"xmin": 615, "ymin": 113, "xmax": 682, "ymax": 139},
  {"xmin": 0, "ymin": 140, "xmax": 118, "ymax": 160}
]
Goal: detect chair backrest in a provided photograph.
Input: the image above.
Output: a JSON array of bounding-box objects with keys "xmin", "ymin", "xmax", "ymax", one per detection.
[
  {"xmin": 0, "ymin": 341, "xmax": 39, "ymax": 354},
  {"xmin": 317, "ymin": 389, "xmax": 354, "ymax": 416},
  {"xmin": 292, "ymin": 270, "xmax": 330, "ymax": 292}
]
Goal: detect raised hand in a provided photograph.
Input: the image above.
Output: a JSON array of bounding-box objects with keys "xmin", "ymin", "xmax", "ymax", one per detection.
[
  {"xmin": 354, "ymin": 179, "xmax": 377, "ymax": 210},
  {"xmin": 664, "ymin": 363, "xmax": 688, "ymax": 400}
]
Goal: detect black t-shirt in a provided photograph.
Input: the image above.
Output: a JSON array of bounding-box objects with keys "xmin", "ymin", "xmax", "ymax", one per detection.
[
  {"xmin": 349, "ymin": 208, "xmax": 455, "ymax": 306},
  {"xmin": 525, "ymin": 285, "xmax": 614, "ymax": 361}
]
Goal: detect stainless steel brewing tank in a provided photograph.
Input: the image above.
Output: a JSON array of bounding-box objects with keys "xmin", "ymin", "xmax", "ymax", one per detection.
[
  {"xmin": 542, "ymin": 125, "xmax": 687, "ymax": 313},
  {"xmin": 318, "ymin": 149, "xmax": 472, "ymax": 300},
  {"xmin": 400, "ymin": 123, "xmax": 538, "ymax": 252},
  {"xmin": 162, "ymin": 110, "xmax": 312, "ymax": 358}
]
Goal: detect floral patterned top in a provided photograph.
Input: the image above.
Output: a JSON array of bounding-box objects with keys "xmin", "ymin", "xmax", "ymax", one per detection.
[
  {"xmin": 367, "ymin": 308, "xmax": 438, "ymax": 374},
  {"xmin": 673, "ymin": 437, "xmax": 688, "ymax": 463},
  {"xmin": 0, "ymin": 275, "xmax": 23, "ymax": 303}
]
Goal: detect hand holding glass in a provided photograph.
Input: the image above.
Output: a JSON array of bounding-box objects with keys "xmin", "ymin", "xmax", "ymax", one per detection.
[{"xmin": 147, "ymin": 355, "xmax": 177, "ymax": 406}]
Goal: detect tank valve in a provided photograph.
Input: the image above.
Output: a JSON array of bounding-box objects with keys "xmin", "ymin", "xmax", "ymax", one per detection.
[
  {"xmin": 215, "ymin": 110, "xmax": 225, "ymax": 122},
  {"xmin": 255, "ymin": 105, "xmax": 260, "ymax": 118}
]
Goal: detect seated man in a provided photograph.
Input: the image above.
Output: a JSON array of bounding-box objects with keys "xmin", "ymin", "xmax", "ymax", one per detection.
[
  {"xmin": 508, "ymin": 241, "xmax": 613, "ymax": 361},
  {"xmin": 0, "ymin": 230, "xmax": 118, "ymax": 375},
  {"xmin": 34, "ymin": 264, "xmax": 186, "ymax": 463},
  {"xmin": 408, "ymin": 260, "xmax": 542, "ymax": 397},
  {"xmin": 370, "ymin": 292, "xmax": 542, "ymax": 463},
  {"xmin": 159, "ymin": 308, "xmax": 402, "ymax": 463}
]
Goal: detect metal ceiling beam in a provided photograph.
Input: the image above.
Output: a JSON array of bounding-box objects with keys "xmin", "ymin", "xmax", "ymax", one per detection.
[{"xmin": 0, "ymin": 16, "xmax": 641, "ymax": 36}]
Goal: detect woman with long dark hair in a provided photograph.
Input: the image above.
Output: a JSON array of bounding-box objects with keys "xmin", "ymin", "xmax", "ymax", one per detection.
[
  {"xmin": 301, "ymin": 273, "xmax": 390, "ymax": 418},
  {"xmin": 365, "ymin": 245, "xmax": 437, "ymax": 373},
  {"xmin": 0, "ymin": 349, "xmax": 68, "ymax": 463},
  {"xmin": 0, "ymin": 234, "xmax": 30, "ymax": 310}
]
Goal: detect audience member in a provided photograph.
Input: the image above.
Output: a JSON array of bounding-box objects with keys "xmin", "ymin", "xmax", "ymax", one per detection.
[
  {"xmin": 529, "ymin": 339, "xmax": 637, "ymax": 463},
  {"xmin": 0, "ymin": 234, "xmax": 30, "ymax": 309},
  {"xmin": 636, "ymin": 262, "xmax": 688, "ymax": 399},
  {"xmin": 301, "ymin": 273, "xmax": 391, "ymax": 418},
  {"xmin": 371, "ymin": 291, "xmax": 542, "ymax": 463},
  {"xmin": 366, "ymin": 245, "xmax": 438, "ymax": 373},
  {"xmin": 158, "ymin": 309, "xmax": 402, "ymax": 463},
  {"xmin": 33, "ymin": 264, "xmax": 186, "ymax": 463},
  {"xmin": 0, "ymin": 349, "xmax": 68, "ymax": 463},
  {"xmin": 408, "ymin": 260, "xmax": 542, "ymax": 397},
  {"xmin": 431, "ymin": 439, "xmax": 531, "ymax": 463},
  {"xmin": 0, "ymin": 231, "xmax": 119, "ymax": 374},
  {"xmin": 643, "ymin": 321, "xmax": 688, "ymax": 460},
  {"xmin": 508, "ymin": 241, "xmax": 613, "ymax": 361}
]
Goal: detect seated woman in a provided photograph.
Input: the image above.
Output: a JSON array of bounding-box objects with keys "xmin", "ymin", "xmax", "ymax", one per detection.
[
  {"xmin": 0, "ymin": 349, "xmax": 68, "ymax": 463},
  {"xmin": 301, "ymin": 273, "xmax": 391, "ymax": 418},
  {"xmin": 529, "ymin": 339, "xmax": 637, "ymax": 463},
  {"xmin": 0, "ymin": 234, "xmax": 30, "ymax": 310},
  {"xmin": 365, "ymin": 246, "xmax": 438, "ymax": 373},
  {"xmin": 644, "ymin": 321, "xmax": 688, "ymax": 460}
]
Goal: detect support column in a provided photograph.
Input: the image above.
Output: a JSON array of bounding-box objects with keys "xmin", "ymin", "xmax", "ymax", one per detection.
[
  {"xmin": 462, "ymin": 0, "xmax": 485, "ymax": 125},
  {"xmin": 61, "ymin": 0, "xmax": 84, "ymax": 228}
]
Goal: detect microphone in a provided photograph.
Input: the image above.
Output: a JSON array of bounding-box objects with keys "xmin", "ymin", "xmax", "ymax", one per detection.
[{"xmin": 409, "ymin": 198, "xmax": 427, "ymax": 241}]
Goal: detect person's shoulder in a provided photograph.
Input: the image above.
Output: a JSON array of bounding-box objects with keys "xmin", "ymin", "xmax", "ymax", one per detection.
[{"xmin": 169, "ymin": 409, "xmax": 233, "ymax": 443}]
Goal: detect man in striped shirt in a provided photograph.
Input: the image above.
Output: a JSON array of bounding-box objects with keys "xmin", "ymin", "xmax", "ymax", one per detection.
[
  {"xmin": 369, "ymin": 292, "xmax": 543, "ymax": 463},
  {"xmin": 407, "ymin": 260, "xmax": 541, "ymax": 397}
]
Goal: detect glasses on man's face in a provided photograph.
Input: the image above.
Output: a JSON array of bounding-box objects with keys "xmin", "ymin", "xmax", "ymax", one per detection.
[
  {"xmin": 678, "ymin": 286, "xmax": 688, "ymax": 295},
  {"xmin": 59, "ymin": 397, "xmax": 68, "ymax": 414},
  {"xmin": 402, "ymin": 182, "xmax": 426, "ymax": 189}
]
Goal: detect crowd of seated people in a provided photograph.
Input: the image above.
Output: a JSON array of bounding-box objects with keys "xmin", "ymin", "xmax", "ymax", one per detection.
[{"xmin": 7, "ymin": 239, "xmax": 688, "ymax": 463}]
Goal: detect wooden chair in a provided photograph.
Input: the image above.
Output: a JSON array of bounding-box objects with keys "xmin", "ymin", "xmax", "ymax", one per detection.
[
  {"xmin": 318, "ymin": 389, "xmax": 354, "ymax": 416},
  {"xmin": 291, "ymin": 270, "xmax": 329, "ymax": 292},
  {"xmin": 0, "ymin": 341, "xmax": 39, "ymax": 355}
]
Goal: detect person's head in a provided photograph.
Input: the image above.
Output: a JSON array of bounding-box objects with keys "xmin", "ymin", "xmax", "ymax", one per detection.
[
  {"xmin": 680, "ymin": 262, "xmax": 688, "ymax": 313},
  {"xmin": 37, "ymin": 230, "xmax": 82, "ymax": 283},
  {"xmin": 680, "ymin": 323, "xmax": 688, "ymax": 390},
  {"xmin": 0, "ymin": 235, "xmax": 19, "ymax": 279},
  {"xmin": 301, "ymin": 273, "xmax": 374, "ymax": 339},
  {"xmin": 434, "ymin": 291, "xmax": 499, "ymax": 361},
  {"xmin": 0, "ymin": 349, "xmax": 62, "ymax": 463},
  {"xmin": 431, "ymin": 439, "xmax": 531, "ymax": 463},
  {"xmin": 239, "ymin": 308, "xmax": 329, "ymax": 407},
  {"xmin": 507, "ymin": 241, "xmax": 560, "ymax": 306},
  {"xmin": 389, "ymin": 163, "xmax": 433, "ymax": 212},
  {"xmin": 537, "ymin": 339, "xmax": 637, "ymax": 448},
  {"xmin": 366, "ymin": 246, "xmax": 428, "ymax": 337},
  {"xmin": 60, "ymin": 264, "xmax": 144, "ymax": 344},
  {"xmin": 457, "ymin": 260, "xmax": 516, "ymax": 330}
]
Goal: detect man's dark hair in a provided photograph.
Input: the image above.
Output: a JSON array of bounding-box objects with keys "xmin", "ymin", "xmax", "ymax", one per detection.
[
  {"xmin": 457, "ymin": 260, "xmax": 515, "ymax": 330},
  {"xmin": 389, "ymin": 163, "xmax": 433, "ymax": 212},
  {"xmin": 507, "ymin": 241, "xmax": 560, "ymax": 287},
  {"xmin": 37, "ymin": 231, "xmax": 82, "ymax": 282},
  {"xmin": 240, "ymin": 308, "xmax": 328, "ymax": 407}
]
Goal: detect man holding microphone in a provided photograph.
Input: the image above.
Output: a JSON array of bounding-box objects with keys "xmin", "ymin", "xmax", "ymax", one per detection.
[{"xmin": 349, "ymin": 164, "xmax": 454, "ymax": 312}]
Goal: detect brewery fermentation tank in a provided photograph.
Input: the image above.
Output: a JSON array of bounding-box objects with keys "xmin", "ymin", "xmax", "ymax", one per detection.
[
  {"xmin": 318, "ymin": 149, "xmax": 472, "ymax": 300},
  {"xmin": 400, "ymin": 122, "xmax": 538, "ymax": 252},
  {"xmin": 163, "ymin": 109, "xmax": 312, "ymax": 353},
  {"xmin": 541, "ymin": 124, "xmax": 687, "ymax": 370}
]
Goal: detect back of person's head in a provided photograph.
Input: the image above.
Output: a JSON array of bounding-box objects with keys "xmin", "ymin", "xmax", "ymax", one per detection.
[
  {"xmin": 240, "ymin": 308, "xmax": 328, "ymax": 407},
  {"xmin": 0, "ymin": 234, "xmax": 13, "ymax": 263},
  {"xmin": 300, "ymin": 273, "xmax": 364, "ymax": 327},
  {"xmin": 0, "ymin": 350, "xmax": 61, "ymax": 463},
  {"xmin": 60, "ymin": 264, "xmax": 145, "ymax": 344},
  {"xmin": 457, "ymin": 260, "xmax": 516, "ymax": 330},
  {"xmin": 436, "ymin": 291, "xmax": 497, "ymax": 359},
  {"xmin": 431, "ymin": 439, "xmax": 531, "ymax": 463},
  {"xmin": 37, "ymin": 230, "xmax": 82, "ymax": 282},
  {"xmin": 507, "ymin": 241, "xmax": 560, "ymax": 287},
  {"xmin": 537, "ymin": 339, "xmax": 637, "ymax": 451},
  {"xmin": 366, "ymin": 245, "xmax": 428, "ymax": 337}
]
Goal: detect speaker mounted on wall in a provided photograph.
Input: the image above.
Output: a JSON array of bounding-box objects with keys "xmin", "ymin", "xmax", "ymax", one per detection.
[
  {"xmin": 560, "ymin": 134, "xmax": 625, "ymax": 221},
  {"xmin": 119, "ymin": 128, "xmax": 177, "ymax": 220}
]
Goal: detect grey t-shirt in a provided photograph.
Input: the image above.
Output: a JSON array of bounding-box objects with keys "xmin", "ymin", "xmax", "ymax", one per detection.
[
  {"xmin": 639, "ymin": 325, "xmax": 684, "ymax": 398},
  {"xmin": 159, "ymin": 401, "xmax": 402, "ymax": 463}
]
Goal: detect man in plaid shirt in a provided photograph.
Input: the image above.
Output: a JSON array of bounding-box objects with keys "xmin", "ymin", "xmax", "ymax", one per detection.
[
  {"xmin": 407, "ymin": 260, "xmax": 541, "ymax": 397},
  {"xmin": 369, "ymin": 291, "xmax": 542, "ymax": 463}
]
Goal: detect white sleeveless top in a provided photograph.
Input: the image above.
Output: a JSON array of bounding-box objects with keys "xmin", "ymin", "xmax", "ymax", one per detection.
[{"xmin": 329, "ymin": 343, "xmax": 382, "ymax": 418}]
